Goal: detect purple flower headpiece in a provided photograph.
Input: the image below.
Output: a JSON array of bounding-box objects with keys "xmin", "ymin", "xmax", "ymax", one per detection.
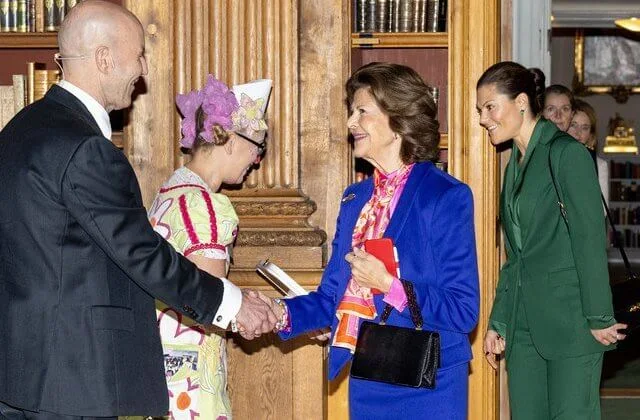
[
  {"xmin": 176, "ymin": 75, "xmax": 272, "ymax": 149},
  {"xmin": 176, "ymin": 75, "xmax": 239, "ymax": 149}
]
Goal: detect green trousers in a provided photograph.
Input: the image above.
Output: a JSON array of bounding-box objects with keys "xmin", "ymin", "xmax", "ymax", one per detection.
[{"xmin": 507, "ymin": 297, "xmax": 603, "ymax": 420}]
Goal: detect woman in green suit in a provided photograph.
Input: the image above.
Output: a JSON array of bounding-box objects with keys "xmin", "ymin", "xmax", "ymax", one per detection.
[{"xmin": 476, "ymin": 61, "xmax": 627, "ymax": 419}]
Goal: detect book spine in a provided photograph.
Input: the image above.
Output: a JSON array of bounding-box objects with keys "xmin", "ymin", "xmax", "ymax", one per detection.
[
  {"xmin": 0, "ymin": 1, "xmax": 10, "ymax": 32},
  {"xmin": 411, "ymin": 0, "xmax": 423, "ymax": 32},
  {"xmin": 426, "ymin": 0, "xmax": 439, "ymax": 32},
  {"xmin": 398, "ymin": 0, "xmax": 412, "ymax": 32},
  {"xmin": 8, "ymin": 0, "xmax": 16, "ymax": 31},
  {"xmin": 43, "ymin": 0, "xmax": 54, "ymax": 31},
  {"xmin": 376, "ymin": 0, "xmax": 389, "ymax": 32},
  {"xmin": 0, "ymin": 86, "xmax": 16, "ymax": 129},
  {"xmin": 16, "ymin": 0, "xmax": 26, "ymax": 32},
  {"xmin": 389, "ymin": 0, "xmax": 399, "ymax": 32},
  {"xmin": 34, "ymin": 0, "xmax": 42, "ymax": 31},
  {"xmin": 33, "ymin": 69, "xmax": 48, "ymax": 102},
  {"xmin": 12, "ymin": 74, "xmax": 25, "ymax": 113},
  {"xmin": 437, "ymin": 0, "xmax": 446, "ymax": 31},
  {"xmin": 415, "ymin": 0, "xmax": 427, "ymax": 32},
  {"xmin": 28, "ymin": 0, "xmax": 35, "ymax": 31},
  {"xmin": 365, "ymin": 0, "xmax": 376, "ymax": 32},
  {"xmin": 355, "ymin": 0, "xmax": 366, "ymax": 32},
  {"xmin": 47, "ymin": 69, "xmax": 60, "ymax": 89},
  {"xmin": 26, "ymin": 62, "xmax": 35, "ymax": 104},
  {"xmin": 53, "ymin": 0, "xmax": 63, "ymax": 28}
]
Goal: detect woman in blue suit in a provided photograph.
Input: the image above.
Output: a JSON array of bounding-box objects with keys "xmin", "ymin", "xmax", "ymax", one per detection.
[{"xmin": 270, "ymin": 62, "xmax": 479, "ymax": 419}]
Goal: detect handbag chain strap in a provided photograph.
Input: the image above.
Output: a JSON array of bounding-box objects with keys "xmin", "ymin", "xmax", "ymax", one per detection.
[
  {"xmin": 548, "ymin": 136, "xmax": 637, "ymax": 281},
  {"xmin": 379, "ymin": 280, "xmax": 424, "ymax": 330},
  {"xmin": 548, "ymin": 134, "xmax": 568, "ymax": 225}
]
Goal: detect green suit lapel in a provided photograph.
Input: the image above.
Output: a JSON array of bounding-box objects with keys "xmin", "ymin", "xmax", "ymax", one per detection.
[
  {"xmin": 502, "ymin": 119, "xmax": 556, "ymax": 251},
  {"xmin": 501, "ymin": 158, "xmax": 517, "ymax": 254}
]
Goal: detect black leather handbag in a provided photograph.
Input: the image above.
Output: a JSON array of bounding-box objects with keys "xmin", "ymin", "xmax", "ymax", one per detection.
[
  {"xmin": 350, "ymin": 280, "xmax": 440, "ymax": 388},
  {"xmin": 548, "ymin": 139, "xmax": 640, "ymax": 334}
]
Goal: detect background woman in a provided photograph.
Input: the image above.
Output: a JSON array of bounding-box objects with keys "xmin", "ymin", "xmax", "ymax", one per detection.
[
  {"xmin": 147, "ymin": 75, "xmax": 271, "ymax": 420},
  {"xmin": 542, "ymin": 84, "xmax": 575, "ymax": 132},
  {"xmin": 271, "ymin": 62, "xmax": 479, "ymax": 419},
  {"xmin": 568, "ymin": 98, "xmax": 609, "ymax": 204},
  {"xmin": 478, "ymin": 61, "xmax": 625, "ymax": 419}
]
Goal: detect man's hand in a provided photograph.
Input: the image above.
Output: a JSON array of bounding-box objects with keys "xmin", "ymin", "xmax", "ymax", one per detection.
[{"xmin": 234, "ymin": 289, "xmax": 278, "ymax": 340}]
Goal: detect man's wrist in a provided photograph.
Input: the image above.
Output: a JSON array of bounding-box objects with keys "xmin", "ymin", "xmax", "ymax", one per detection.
[{"xmin": 211, "ymin": 278, "xmax": 242, "ymax": 328}]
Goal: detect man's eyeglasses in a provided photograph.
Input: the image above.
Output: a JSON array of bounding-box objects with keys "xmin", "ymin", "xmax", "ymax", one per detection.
[{"xmin": 235, "ymin": 132, "xmax": 266, "ymax": 155}]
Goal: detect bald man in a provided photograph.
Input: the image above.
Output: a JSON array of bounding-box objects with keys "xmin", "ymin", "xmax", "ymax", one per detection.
[{"xmin": 0, "ymin": 1, "xmax": 276, "ymax": 419}]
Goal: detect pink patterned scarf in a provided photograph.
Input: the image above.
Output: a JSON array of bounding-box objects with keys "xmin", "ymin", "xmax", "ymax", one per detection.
[{"xmin": 332, "ymin": 164, "xmax": 413, "ymax": 352}]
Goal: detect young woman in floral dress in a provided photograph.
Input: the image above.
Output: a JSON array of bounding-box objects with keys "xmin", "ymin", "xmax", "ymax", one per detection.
[{"xmin": 147, "ymin": 75, "xmax": 271, "ymax": 420}]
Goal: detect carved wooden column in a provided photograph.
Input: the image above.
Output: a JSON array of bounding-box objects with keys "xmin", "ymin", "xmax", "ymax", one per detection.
[
  {"xmin": 173, "ymin": 0, "xmax": 325, "ymax": 269},
  {"xmin": 449, "ymin": 0, "xmax": 501, "ymax": 419}
]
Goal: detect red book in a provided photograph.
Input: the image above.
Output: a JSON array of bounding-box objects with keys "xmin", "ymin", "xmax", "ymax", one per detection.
[{"xmin": 364, "ymin": 238, "xmax": 400, "ymax": 294}]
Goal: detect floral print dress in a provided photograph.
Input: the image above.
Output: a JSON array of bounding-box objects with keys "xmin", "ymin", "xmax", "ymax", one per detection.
[{"xmin": 147, "ymin": 167, "xmax": 238, "ymax": 420}]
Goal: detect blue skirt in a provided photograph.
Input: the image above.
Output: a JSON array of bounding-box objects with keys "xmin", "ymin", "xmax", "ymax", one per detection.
[{"xmin": 349, "ymin": 363, "xmax": 469, "ymax": 420}]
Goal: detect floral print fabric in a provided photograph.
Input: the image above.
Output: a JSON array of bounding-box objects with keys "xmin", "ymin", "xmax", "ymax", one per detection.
[{"xmin": 148, "ymin": 166, "xmax": 238, "ymax": 420}]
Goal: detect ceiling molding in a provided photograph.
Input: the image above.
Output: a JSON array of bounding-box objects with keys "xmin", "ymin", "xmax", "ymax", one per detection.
[{"xmin": 552, "ymin": 2, "xmax": 640, "ymax": 28}]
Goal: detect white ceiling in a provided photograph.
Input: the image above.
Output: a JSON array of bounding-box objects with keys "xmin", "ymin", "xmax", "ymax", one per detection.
[{"xmin": 553, "ymin": 0, "xmax": 640, "ymax": 28}]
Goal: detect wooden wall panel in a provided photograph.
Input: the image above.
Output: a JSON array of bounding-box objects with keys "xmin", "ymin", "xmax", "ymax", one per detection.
[
  {"xmin": 449, "ymin": 0, "xmax": 502, "ymax": 419},
  {"xmin": 124, "ymin": 0, "xmax": 174, "ymax": 207},
  {"xmin": 178, "ymin": 0, "xmax": 299, "ymax": 191}
]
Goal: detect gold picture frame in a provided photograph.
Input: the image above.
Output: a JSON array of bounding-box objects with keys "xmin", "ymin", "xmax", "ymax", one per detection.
[{"xmin": 573, "ymin": 29, "xmax": 640, "ymax": 103}]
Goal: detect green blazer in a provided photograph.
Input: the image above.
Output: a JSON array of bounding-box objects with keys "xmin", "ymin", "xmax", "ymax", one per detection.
[{"xmin": 490, "ymin": 118, "xmax": 615, "ymax": 360}]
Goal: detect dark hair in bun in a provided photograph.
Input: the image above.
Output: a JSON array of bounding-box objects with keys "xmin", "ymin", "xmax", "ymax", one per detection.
[{"xmin": 476, "ymin": 61, "xmax": 546, "ymax": 115}]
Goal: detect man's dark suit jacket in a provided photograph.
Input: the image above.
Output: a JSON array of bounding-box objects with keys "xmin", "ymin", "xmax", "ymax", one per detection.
[{"xmin": 0, "ymin": 85, "xmax": 226, "ymax": 416}]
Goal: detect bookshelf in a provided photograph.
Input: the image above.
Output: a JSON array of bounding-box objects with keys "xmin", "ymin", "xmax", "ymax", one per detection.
[
  {"xmin": 350, "ymin": 1, "xmax": 450, "ymax": 178},
  {"xmin": 0, "ymin": 33, "xmax": 58, "ymax": 48},
  {"xmin": 0, "ymin": 0, "xmax": 125, "ymax": 149},
  {"xmin": 609, "ymin": 159, "xmax": 640, "ymax": 248},
  {"xmin": 351, "ymin": 32, "xmax": 448, "ymax": 48}
]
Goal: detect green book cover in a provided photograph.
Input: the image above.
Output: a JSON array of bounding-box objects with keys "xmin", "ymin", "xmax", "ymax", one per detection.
[
  {"xmin": 0, "ymin": 1, "xmax": 10, "ymax": 32},
  {"xmin": 16, "ymin": 0, "xmax": 26, "ymax": 32}
]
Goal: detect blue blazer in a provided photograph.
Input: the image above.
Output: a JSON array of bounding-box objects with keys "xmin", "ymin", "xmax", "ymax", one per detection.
[{"xmin": 281, "ymin": 162, "xmax": 480, "ymax": 379}]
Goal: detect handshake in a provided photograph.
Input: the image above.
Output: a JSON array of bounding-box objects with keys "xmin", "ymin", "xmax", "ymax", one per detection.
[
  {"xmin": 233, "ymin": 289, "xmax": 331, "ymax": 342},
  {"xmin": 233, "ymin": 289, "xmax": 284, "ymax": 340}
]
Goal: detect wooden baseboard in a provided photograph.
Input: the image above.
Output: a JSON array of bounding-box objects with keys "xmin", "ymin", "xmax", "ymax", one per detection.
[{"xmin": 601, "ymin": 388, "xmax": 640, "ymax": 398}]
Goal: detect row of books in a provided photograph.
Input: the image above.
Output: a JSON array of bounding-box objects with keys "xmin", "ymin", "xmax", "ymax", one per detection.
[
  {"xmin": 610, "ymin": 161, "xmax": 640, "ymax": 179},
  {"xmin": 0, "ymin": 0, "xmax": 83, "ymax": 33},
  {"xmin": 610, "ymin": 181, "xmax": 640, "ymax": 202},
  {"xmin": 608, "ymin": 206, "xmax": 640, "ymax": 226},
  {"xmin": 354, "ymin": 0, "xmax": 447, "ymax": 33},
  {"xmin": 610, "ymin": 230, "xmax": 640, "ymax": 249},
  {"xmin": 0, "ymin": 62, "xmax": 60, "ymax": 130}
]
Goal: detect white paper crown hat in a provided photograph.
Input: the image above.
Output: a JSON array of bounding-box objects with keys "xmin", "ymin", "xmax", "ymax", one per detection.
[{"xmin": 231, "ymin": 79, "xmax": 273, "ymax": 142}]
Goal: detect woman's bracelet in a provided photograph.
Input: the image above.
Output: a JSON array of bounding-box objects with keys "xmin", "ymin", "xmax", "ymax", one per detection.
[{"xmin": 273, "ymin": 298, "xmax": 289, "ymax": 332}]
